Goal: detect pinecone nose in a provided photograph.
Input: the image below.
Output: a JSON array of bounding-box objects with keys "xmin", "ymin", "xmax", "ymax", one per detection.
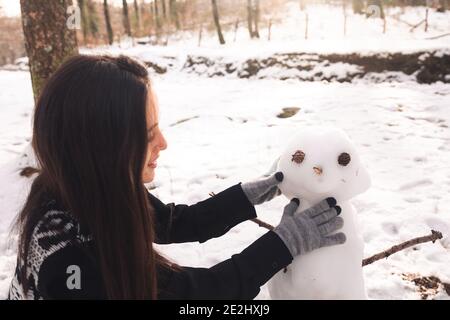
[{"xmin": 313, "ymin": 166, "xmax": 323, "ymax": 175}]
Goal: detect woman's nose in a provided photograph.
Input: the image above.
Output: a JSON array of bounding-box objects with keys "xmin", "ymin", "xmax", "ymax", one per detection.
[
  {"xmin": 159, "ymin": 132, "xmax": 168, "ymax": 150},
  {"xmin": 313, "ymin": 166, "xmax": 323, "ymax": 175}
]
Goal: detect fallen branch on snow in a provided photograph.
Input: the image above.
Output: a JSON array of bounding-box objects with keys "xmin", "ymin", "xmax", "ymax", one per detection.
[
  {"xmin": 251, "ymin": 218, "xmax": 275, "ymax": 231},
  {"xmin": 362, "ymin": 230, "xmax": 443, "ymax": 266},
  {"xmin": 424, "ymin": 32, "xmax": 450, "ymax": 40}
]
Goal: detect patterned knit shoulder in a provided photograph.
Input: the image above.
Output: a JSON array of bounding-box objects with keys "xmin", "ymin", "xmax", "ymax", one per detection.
[{"xmin": 7, "ymin": 208, "xmax": 91, "ymax": 300}]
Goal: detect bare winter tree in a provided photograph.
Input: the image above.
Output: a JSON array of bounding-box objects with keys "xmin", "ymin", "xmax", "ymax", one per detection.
[
  {"xmin": 133, "ymin": 0, "xmax": 141, "ymax": 34},
  {"xmin": 211, "ymin": 0, "xmax": 225, "ymax": 45},
  {"xmin": 20, "ymin": 0, "xmax": 78, "ymax": 101},
  {"xmin": 169, "ymin": 0, "xmax": 181, "ymax": 30},
  {"xmin": 161, "ymin": 0, "xmax": 167, "ymax": 19},
  {"xmin": 367, "ymin": 0, "xmax": 385, "ymax": 19},
  {"xmin": 122, "ymin": 0, "xmax": 132, "ymax": 37},
  {"xmin": 352, "ymin": 0, "xmax": 364, "ymax": 14},
  {"xmin": 78, "ymin": 0, "xmax": 89, "ymax": 43},
  {"xmin": 79, "ymin": 0, "xmax": 100, "ymax": 43},
  {"xmin": 437, "ymin": 0, "xmax": 447, "ymax": 12},
  {"xmin": 299, "ymin": 0, "xmax": 307, "ymax": 11},
  {"xmin": 247, "ymin": 0, "xmax": 260, "ymax": 39},
  {"xmin": 103, "ymin": 0, "xmax": 114, "ymax": 45},
  {"xmin": 0, "ymin": 15, "xmax": 25, "ymax": 66},
  {"xmin": 86, "ymin": 0, "xmax": 100, "ymax": 40},
  {"xmin": 247, "ymin": 0, "xmax": 254, "ymax": 38},
  {"xmin": 154, "ymin": 0, "xmax": 162, "ymax": 34},
  {"xmin": 253, "ymin": 0, "xmax": 260, "ymax": 38}
]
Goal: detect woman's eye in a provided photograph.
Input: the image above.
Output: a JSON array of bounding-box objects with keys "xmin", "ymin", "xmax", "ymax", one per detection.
[
  {"xmin": 291, "ymin": 150, "xmax": 305, "ymax": 164},
  {"xmin": 338, "ymin": 152, "xmax": 351, "ymax": 166}
]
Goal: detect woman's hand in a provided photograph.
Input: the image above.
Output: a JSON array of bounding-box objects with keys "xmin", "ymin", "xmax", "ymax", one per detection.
[
  {"xmin": 241, "ymin": 171, "xmax": 284, "ymax": 205},
  {"xmin": 273, "ymin": 198, "xmax": 346, "ymax": 257}
]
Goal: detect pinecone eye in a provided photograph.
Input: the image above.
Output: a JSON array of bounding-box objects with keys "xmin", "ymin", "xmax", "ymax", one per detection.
[
  {"xmin": 338, "ymin": 152, "xmax": 351, "ymax": 166},
  {"xmin": 291, "ymin": 150, "xmax": 305, "ymax": 164}
]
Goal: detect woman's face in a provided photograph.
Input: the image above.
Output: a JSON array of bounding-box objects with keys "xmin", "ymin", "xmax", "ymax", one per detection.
[{"xmin": 142, "ymin": 87, "xmax": 167, "ymax": 183}]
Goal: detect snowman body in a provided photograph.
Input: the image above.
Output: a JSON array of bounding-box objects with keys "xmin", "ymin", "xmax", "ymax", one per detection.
[
  {"xmin": 269, "ymin": 201, "xmax": 366, "ymax": 299},
  {"xmin": 268, "ymin": 127, "xmax": 370, "ymax": 300}
]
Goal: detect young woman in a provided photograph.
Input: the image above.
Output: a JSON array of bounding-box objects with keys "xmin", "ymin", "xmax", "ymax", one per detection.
[{"xmin": 8, "ymin": 55, "xmax": 346, "ymax": 300}]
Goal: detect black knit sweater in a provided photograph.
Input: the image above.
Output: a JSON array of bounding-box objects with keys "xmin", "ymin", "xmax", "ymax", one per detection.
[{"xmin": 8, "ymin": 183, "xmax": 292, "ymax": 300}]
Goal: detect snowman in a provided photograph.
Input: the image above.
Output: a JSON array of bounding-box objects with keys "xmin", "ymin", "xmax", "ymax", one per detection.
[{"xmin": 268, "ymin": 126, "xmax": 371, "ymax": 300}]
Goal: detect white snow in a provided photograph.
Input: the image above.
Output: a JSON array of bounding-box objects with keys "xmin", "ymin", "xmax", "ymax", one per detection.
[{"xmin": 0, "ymin": 2, "xmax": 449, "ymax": 300}]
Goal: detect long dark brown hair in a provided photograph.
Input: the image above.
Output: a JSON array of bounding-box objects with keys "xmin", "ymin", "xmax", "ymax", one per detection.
[{"xmin": 15, "ymin": 54, "xmax": 173, "ymax": 299}]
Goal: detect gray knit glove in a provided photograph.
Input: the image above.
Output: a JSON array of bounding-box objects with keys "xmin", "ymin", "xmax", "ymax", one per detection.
[
  {"xmin": 241, "ymin": 172, "xmax": 284, "ymax": 205},
  {"xmin": 274, "ymin": 198, "xmax": 346, "ymax": 257}
]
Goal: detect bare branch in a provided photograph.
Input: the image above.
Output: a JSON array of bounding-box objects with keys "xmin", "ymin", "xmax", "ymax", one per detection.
[
  {"xmin": 362, "ymin": 230, "xmax": 443, "ymax": 266},
  {"xmin": 251, "ymin": 218, "xmax": 274, "ymax": 231},
  {"xmin": 425, "ymin": 32, "xmax": 450, "ymax": 40}
]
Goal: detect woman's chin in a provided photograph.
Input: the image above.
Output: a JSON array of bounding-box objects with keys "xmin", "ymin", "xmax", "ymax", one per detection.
[{"xmin": 142, "ymin": 169, "xmax": 155, "ymax": 184}]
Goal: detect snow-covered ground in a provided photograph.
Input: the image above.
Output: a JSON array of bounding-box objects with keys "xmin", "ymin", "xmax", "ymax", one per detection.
[{"xmin": 0, "ymin": 2, "xmax": 449, "ymax": 299}]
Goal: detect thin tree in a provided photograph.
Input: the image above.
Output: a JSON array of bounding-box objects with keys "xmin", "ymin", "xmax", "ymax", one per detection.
[
  {"xmin": 153, "ymin": 0, "xmax": 162, "ymax": 38},
  {"xmin": 161, "ymin": 0, "xmax": 167, "ymax": 19},
  {"xmin": 247, "ymin": 0, "xmax": 260, "ymax": 39},
  {"xmin": 211, "ymin": 0, "xmax": 225, "ymax": 45},
  {"xmin": 122, "ymin": 0, "xmax": 132, "ymax": 37},
  {"xmin": 103, "ymin": 0, "xmax": 114, "ymax": 45},
  {"xmin": 343, "ymin": 0, "xmax": 347, "ymax": 36},
  {"xmin": 86, "ymin": 0, "xmax": 100, "ymax": 40},
  {"xmin": 133, "ymin": 0, "xmax": 141, "ymax": 35},
  {"xmin": 352, "ymin": 0, "xmax": 364, "ymax": 14},
  {"xmin": 367, "ymin": 0, "xmax": 385, "ymax": 19},
  {"xmin": 247, "ymin": 0, "xmax": 254, "ymax": 38},
  {"xmin": 299, "ymin": 0, "xmax": 306, "ymax": 11},
  {"xmin": 78, "ymin": 0, "xmax": 89, "ymax": 43},
  {"xmin": 253, "ymin": 0, "xmax": 260, "ymax": 38},
  {"xmin": 20, "ymin": 0, "xmax": 78, "ymax": 101},
  {"xmin": 169, "ymin": 0, "xmax": 180, "ymax": 30}
]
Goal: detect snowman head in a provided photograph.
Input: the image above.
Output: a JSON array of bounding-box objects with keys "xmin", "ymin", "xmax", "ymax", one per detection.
[{"xmin": 277, "ymin": 126, "xmax": 371, "ymax": 204}]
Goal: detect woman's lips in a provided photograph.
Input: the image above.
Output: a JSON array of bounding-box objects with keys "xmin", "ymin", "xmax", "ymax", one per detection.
[{"xmin": 148, "ymin": 157, "xmax": 158, "ymax": 168}]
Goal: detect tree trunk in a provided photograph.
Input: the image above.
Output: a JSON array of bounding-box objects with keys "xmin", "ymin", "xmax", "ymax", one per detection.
[
  {"xmin": 133, "ymin": 0, "xmax": 141, "ymax": 34},
  {"xmin": 20, "ymin": 0, "xmax": 78, "ymax": 102},
  {"xmin": 154, "ymin": 0, "xmax": 162, "ymax": 34},
  {"xmin": 253, "ymin": 0, "xmax": 260, "ymax": 38},
  {"xmin": 304, "ymin": 12, "xmax": 308, "ymax": 40},
  {"xmin": 86, "ymin": 0, "xmax": 99, "ymax": 39},
  {"xmin": 343, "ymin": 0, "xmax": 347, "ymax": 36},
  {"xmin": 352, "ymin": 0, "xmax": 364, "ymax": 14},
  {"xmin": 78, "ymin": 0, "xmax": 88, "ymax": 43},
  {"xmin": 169, "ymin": 0, "xmax": 180, "ymax": 30},
  {"xmin": 299, "ymin": 0, "xmax": 306, "ymax": 11},
  {"xmin": 367, "ymin": 0, "xmax": 385, "ymax": 19},
  {"xmin": 161, "ymin": 0, "xmax": 167, "ymax": 19},
  {"xmin": 247, "ymin": 0, "xmax": 254, "ymax": 38},
  {"xmin": 211, "ymin": 0, "xmax": 225, "ymax": 44},
  {"xmin": 437, "ymin": 0, "xmax": 446, "ymax": 12},
  {"xmin": 103, "ymin": 0, "xmax": 114, "ymax": 45},
  {"xmin": 122, "ymin": 0, "xmax": 132, "ymax": 37}
]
